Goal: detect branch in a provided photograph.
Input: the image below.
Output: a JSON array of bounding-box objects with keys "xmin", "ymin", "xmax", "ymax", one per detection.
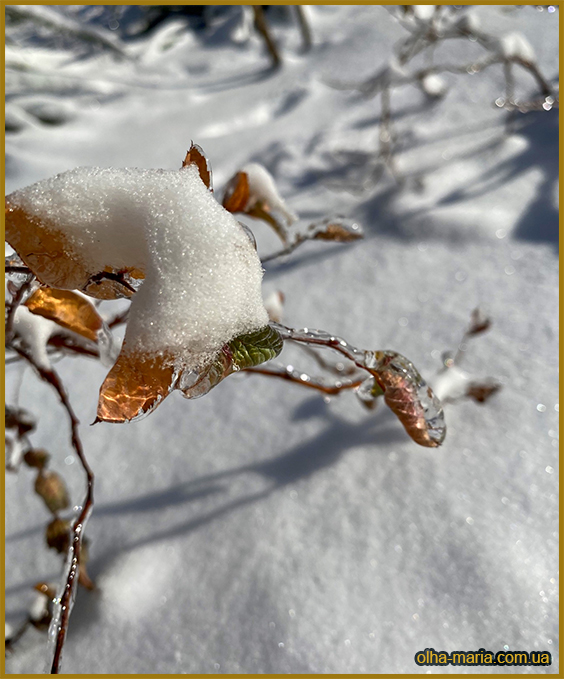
[
  {"xmin": 244, "ymin": 364, "xmax": 364, "ymax": 395},
  {"xmin": 11, "ymin": 345, "xmax": 94, "ymax": 674},
  {"xmin": 5, "ymin": 273, "xmax": 35, "ymax": 345}
]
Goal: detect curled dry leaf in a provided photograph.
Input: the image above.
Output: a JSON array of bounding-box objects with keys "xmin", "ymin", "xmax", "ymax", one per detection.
[
  {"xmin": 25, "ymin": 287, "xmax": 104, "ymax": 343},
  {"xmin": 23, "ymin": 448, "xmax": 50, "ymax": 470},
  {"xmin": 223, "ymin": 171, "xmax": 250, "ymax": 213},
  {"xmin": 45, "ymin": 517, "xmax": 71, "ymax": 554},
  {"xmin": 308, "ymin": 217, "xmax": 364, "ymax": 243},
  {"xmin": 182, "ymin": 142, "xmax": 213, "ymax": 192},
  {"xmin": 34, "ymin": 470, "xmax": 70, "ymax": 514},
  {"xmin": 222, "ymin": 163, "xmax": 297, "ymax": 244}
]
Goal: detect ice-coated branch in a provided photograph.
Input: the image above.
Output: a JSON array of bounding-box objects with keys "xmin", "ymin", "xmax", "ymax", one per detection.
[
  {"xmin": 271, "ymin": 323, "xmax": 446, "ymax": 448},
  {"xmin": 11, "ymin": 345, "xmax": 94, "ymax": 674},
  {"xmin": 245, "ymin": 364, "xmax": 364, "ymax": 395}
]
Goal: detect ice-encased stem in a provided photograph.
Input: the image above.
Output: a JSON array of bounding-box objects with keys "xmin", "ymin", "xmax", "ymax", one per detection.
[{"xmin": 272, "ymin": 323, "xmax": 446, "ymax": 447}]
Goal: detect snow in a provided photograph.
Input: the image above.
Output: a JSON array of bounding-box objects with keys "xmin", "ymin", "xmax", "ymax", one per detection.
[
  {"xmin": 7, "ymin": 164, "xmax": 269, "ymax": 366},
  {"xmin": 12, "ymin": 306, "xmax": 60, "ymax": 372},
  {"xmin": 5, "ymin": 4, "xmax": 559, "ymax": 675},
  {"xmin": 240, "ymin": 161, "xmax": 298, "ymax": 226}
]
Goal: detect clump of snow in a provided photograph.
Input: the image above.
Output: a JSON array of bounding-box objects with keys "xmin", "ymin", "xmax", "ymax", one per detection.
[
  {"xmin": 13, "ymin": 305, "xmax": 60, "ymax": 371},
  {"xmin": 420, "ymin": 73, "xmax": 448, "ymax": 98},
  {"xmin": 499, "ymin": 32, "xmax": 536, "ymax": 63},
  {"xmin": 241, "ymin": 162, "xmax": 298, "ymax": 226},
  {"xmin": 263, "ymin": 290, "xmax": 285, "ymax": 323},
  {"xmin": 7, "ymin": 164, "xmax": 269, "ymax": 369},
  {"xmin": 412, "ymin": 5, "xmax": 436, "ymax": 22}
]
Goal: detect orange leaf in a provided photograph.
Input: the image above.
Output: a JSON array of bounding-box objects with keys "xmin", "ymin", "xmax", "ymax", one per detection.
[
  {"xmin": 5, "ymin": 200, "xmax": 145, "ymax": 300},
  {"xmin": 25, "ymin": 287, "xmax": 104, "ymax": 343},
  {"xmin": 222, "ymin": 171, "xmax": 250, "ymax": 213},
  {"xmin": 97, "ymin": 350, "xmax": 176, "ymax": 423},
  {"xmin": 181, "ymin": 142, "xmax": 213, "ymax": 191}
]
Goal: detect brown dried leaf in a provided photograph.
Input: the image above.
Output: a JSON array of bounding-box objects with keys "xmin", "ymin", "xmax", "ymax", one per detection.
[
  {"xmin": 222, "ymin": 171, "xmax": 250, "ymax": 213},
  {"xmin": 5, "ymin": 405, "xmax": 36, "ymax": 435},
  {"xmin": 182, "ymin": 142, "xmax": 213, "ymax": 191},
  {"xmin": 34, "ymin": 470, "xmax": 70, "ymax": 514},
  {"xmin": 312, "ymin": 221, "xmax": 364, "ymax": 243},
  {"xmin": 25, "ymin": 287, "xmax": 104, "ymax": 343},
  {"xmin": 97, "ymin": 350, "xmax": 175, "ymax": 423},
  {"xmin": 23, "ymin": 448, "xmax": 50, "ymax": 470},
  {"xmin": 466, "ymin": 382, "xmax": 501, "ymax": 404},
  {"xmin": 45, "ymin": 517, "xmax": 70, "ymax": 554},
  {"xmin": 468, "ymin": 308, "xmax": 491, "ymax": 336}
]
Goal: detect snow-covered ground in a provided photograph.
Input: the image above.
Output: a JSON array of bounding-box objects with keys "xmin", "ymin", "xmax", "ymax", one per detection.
[{"xmin": 5, "ymin": 5, "xmax": 559, "ymax": 674}]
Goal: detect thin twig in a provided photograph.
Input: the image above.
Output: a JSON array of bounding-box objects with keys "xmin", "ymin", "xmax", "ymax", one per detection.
[
  {"xmin": 5, "ymin": 273, "xmax": 35, "ymax": 345},
  {"xmin": 244, "ymin": 365, "xmax": 364, "ymax": 395},
  {"xmin": 11, "ymin": 345, "xmax": 94, "ymax": 674}
]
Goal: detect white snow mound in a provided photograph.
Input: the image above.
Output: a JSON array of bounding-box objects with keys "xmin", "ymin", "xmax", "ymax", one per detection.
[{"xmin": 7, "ymin": 163, "xmax": 269, "ymax": 365}]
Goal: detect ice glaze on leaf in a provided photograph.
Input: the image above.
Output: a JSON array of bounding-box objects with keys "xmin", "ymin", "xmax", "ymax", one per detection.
[
  {"xmin": 181, "ymin": 142, "xmax": 213, "ymax": 192},
  {"xmin": 366, "ymin": 351, "xmax": 446, "ymax": 447},
  {"xmin": 229, "ymin": 325, "xmax": 284, "ymax": 370},
  {"xmin": 25, "ymin": 287, "xmax": 104, "ymax": 343},
  {"xmin": 97, "ymin": 350, "xmax": 176, "ymax": 424},
  {"xmin": 97, "ymin": 326, "xmax": 283, "ymax": 423}
]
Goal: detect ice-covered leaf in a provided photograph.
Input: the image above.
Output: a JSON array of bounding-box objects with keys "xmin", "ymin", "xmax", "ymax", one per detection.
[
  {"xmin": 98, "ymin": 325, "xmax": 283, "ymax": 423},
  {"xmin": 97, "ymin": 350, "xmax": 176, "ymax": 424},
  {"xmin": 25, "ymin": 287, "xmax": 104, "ymax": 343},
  {"xmin": 228, "ymin": 325, "xmax": 283, "ymax": 370},
  {"xmin": 274, "ymin": 324, "xmax": 446, "ymax": 448},
  {"xmin": 181, "ymin": 142, "xmax": 213, "ymax": 192},
  {"xmin": 366, "ymin": 351, "xmax": 446, "ymax": 447}
]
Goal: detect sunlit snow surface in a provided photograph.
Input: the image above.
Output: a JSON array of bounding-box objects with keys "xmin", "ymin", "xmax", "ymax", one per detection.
[{"xmin": 5, "ymin": 5, "xmax": 558, "ymax": 674}]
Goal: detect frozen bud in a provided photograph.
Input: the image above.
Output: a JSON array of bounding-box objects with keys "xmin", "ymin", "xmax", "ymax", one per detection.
[
  {"xmin": 34, "ymin": 471, "xmax": 70, "ymax": 514},
  {"xmin": 45, "ymin": 517, "xmax": 71, "ymax": 553},
  {"xmin": 23, "ymin": 448, "xmax": 50, "ymax": 470}
]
